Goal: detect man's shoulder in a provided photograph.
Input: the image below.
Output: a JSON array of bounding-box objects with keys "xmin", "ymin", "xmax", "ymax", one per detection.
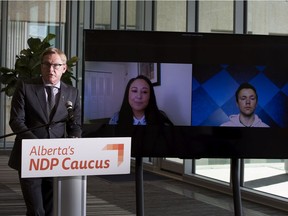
[
  {"xmin": 220, "ymin": 114, "xmax": 240, "ymax": 126},
  {"xmin": 60, "ymin": 82, "xmax": 78, "ymax": 91}
]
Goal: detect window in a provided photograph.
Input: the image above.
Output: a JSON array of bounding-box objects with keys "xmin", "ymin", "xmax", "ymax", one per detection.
[
  {"xmin": 155, "ymin": 0, "xmax": 186, "ymax": 32},
  {"xmin": 198, "ymin": 0, "xmax": 233, "ymax": 33}
]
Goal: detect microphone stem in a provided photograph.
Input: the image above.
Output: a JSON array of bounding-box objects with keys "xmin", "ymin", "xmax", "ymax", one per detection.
[{"xmin": 0, "ymin": 118, "xmax": 68, "ymax": 139}]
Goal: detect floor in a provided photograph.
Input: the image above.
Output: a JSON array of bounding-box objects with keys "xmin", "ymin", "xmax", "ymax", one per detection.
[{"xmin": 1, "ymin": 151, "xmax": 288, "ymax": 216}]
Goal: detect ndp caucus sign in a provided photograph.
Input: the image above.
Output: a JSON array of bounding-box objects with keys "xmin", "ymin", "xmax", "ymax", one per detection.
[{"xmin": 21, "ymin": 137, "xmax": 131, "ymax": 178}]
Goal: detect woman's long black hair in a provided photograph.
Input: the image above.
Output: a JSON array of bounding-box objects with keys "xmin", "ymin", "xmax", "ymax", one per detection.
[{"xmin": 117, "ymin": 75, "xmax": 172, "ymax": 125}]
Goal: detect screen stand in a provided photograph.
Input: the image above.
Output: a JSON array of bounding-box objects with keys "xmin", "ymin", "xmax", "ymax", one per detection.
[
  {"xmin": 231, "ymin": 158, "xmax": 243, "ymax": 216},
  {"xmin": 135, "ymin": 157, "xmax": 144, "ymax": 216}
]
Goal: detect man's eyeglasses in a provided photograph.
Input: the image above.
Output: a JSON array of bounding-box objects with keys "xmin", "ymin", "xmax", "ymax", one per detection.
[{"xmin": 41, "ymin": 62, "xmax": 64, "ymax": 70}]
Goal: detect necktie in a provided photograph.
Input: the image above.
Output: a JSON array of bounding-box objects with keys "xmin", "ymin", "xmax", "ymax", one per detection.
[{"xmin": 46, "ymin": 86, "xmax": 55, "ymax": 113}]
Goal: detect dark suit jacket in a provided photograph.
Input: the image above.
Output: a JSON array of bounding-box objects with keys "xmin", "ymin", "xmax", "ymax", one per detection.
[{"xmin": 8, "ymin": 77, "xmax": 82, "ymax": 170}]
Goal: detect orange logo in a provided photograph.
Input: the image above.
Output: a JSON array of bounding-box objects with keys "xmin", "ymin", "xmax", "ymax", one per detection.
[{"xmin": 103, "ymin": 144, "xmax": 124, "ymax": 166}]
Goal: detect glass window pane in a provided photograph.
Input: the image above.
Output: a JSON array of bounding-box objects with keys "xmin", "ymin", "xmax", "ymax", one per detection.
[
  {"xmin": 8, "ymin": 1, "xmax": 65, "ymax": 63},
  {"xmin": 119, "ymin": 0, "xmax": 137, "ymax": 30},
  {"xmin": 129, "ymin": 1, "xmax": 142, "ymax": 30},
  {"xmin": 196, "ymin": 159, "xmax": 230, "ymax": 183},
  {"xmin": 155, "ymin": 1, "xmax": 186, "ymax": 32},
  {"xmin": 198, "ymin": 0, "xmax": 233, "ymax": 33},
  {"xmin": 244, "ymin": 159, "xmax": 288, "ymax": 198},
  {"xmin": 95, "ymin": 1, "xmax": 111, "ymax": 29},
  {"xmin": 247, "ymin": 1, "xmax": 288, "ymax": 35}
]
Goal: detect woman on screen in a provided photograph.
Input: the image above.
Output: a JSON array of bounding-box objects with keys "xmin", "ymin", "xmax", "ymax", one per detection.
[{"xmin": 109, "ymin": 75, "xmax": 173, "ymax": 126}]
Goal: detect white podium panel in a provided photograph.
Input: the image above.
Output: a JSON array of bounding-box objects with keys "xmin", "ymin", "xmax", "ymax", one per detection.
[{"xmin": 21, "ymin": 137, "xmax": 131, "ymax": 178}]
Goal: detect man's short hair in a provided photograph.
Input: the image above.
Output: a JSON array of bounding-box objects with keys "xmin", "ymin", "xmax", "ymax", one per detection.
[
  {"xmin": 235, "ymin": 83, "xmax": 258, "ymax": 102},
  {"xmin": 41, "ymin": 47, "xmax": 67, "ymax": 63}
]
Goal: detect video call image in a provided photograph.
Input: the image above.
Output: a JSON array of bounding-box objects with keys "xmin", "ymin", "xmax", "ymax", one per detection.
[
  {"xmin": 191, "ymin": 64, "xmax": 288, "ymax": 128},
  {"xmin": 83, "ymin": 61, "xmax": 192, "ymax": 126}
]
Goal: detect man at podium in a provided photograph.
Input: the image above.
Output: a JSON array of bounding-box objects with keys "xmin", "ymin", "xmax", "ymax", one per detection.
[{"xmin": 8, "ymin": 48, "xmax": 82, "ymax": 216}]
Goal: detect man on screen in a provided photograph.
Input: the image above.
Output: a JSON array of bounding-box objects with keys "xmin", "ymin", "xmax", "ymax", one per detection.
[{"xmin": 221, "ymin": 83, "xmax": 269, "ymax": 127}]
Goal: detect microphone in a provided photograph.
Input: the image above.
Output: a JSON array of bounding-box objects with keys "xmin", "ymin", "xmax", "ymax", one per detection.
[{"xmin": 65, "ymin": 101, "xmax": 75, "ymax": 121}]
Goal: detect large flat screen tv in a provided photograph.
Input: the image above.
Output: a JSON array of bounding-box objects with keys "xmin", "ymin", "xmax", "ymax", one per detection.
[
  {"xmin": 82, "ymin": 30, "xmax": 288, "ymax": 158},
  {"xmin": 83, "ymin": 30, "xmax": 288, "ymax": 128}
]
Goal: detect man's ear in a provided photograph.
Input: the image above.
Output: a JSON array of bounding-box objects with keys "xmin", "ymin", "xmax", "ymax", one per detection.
[{"xmin": 63, "ymin": 65, "xmax": 67, "ymax": 73}]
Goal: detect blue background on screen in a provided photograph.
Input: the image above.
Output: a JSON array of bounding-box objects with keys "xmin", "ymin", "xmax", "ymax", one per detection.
[{"xmin": 191, "ymin": 64, "xmax": 288, "ymax": 128}]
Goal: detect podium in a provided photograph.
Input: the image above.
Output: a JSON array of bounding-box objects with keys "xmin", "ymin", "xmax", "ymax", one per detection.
[
  {"xmin": 21, "ymin": 137, "xmax": 131, "ymax": 216},
  {"xmin": 53, "ymin": 176, "xmax": 87, "ymax": 216}
]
